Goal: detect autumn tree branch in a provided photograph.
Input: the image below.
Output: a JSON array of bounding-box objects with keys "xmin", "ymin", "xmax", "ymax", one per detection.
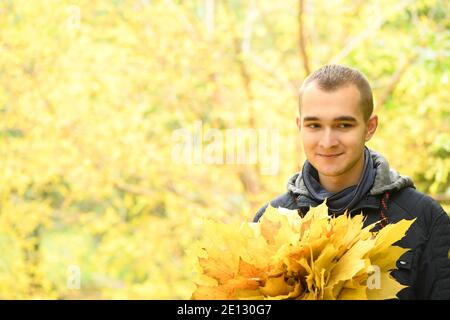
[
  {"xmin": 298, "ymin": 0, "xmax": 310, "ymax": 75},
  {"xmin": 377, "ymin": 54, "xmax": 417, "ymax": 108},
  {"xmin": 329, "ymin": 0, "xmax": 414, "ymax": 64},
  {"xmin": 432, "ymin": 194, "xmax": 450, "ymax": 203}
]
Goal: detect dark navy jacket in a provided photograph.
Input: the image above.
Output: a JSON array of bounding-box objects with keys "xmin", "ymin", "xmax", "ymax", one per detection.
[{"xmin": 253, "ymin": 149, "xmax": 450, "ymax": 300}]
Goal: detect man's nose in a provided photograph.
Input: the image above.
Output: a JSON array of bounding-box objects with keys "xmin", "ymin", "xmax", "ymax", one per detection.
[{"xmin": 318, "ymin": 128, "xmax": 339, "ymax": 148}]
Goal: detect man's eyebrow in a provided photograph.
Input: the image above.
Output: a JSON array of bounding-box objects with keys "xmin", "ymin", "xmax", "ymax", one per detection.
[
  {"xmin": 302, "ymin": 116, "xmax": 357, "ymax": 122},
  {"xmin": 334, "ymin": 116, "xmax": 357, "ymax": 122},
  {"xmin": 303, "ymin": 117, "xmax": 320, "ymax": 122}
]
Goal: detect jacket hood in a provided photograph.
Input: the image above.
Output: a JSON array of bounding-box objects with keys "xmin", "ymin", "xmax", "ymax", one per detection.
[{"xmin": 287, "ymin": 148, "xmax": 414, "ymax": 197}]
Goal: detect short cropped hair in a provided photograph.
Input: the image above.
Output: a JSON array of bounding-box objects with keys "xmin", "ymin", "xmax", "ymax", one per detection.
[{"xmin": 299, "ymin": 65, "xmax": 374, "ymax": 121}]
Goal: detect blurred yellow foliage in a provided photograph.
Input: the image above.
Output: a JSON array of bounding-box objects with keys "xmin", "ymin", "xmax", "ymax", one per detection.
[{"xmin": 0, "ymin": 0, "xmax": 448, "ymax": 299}]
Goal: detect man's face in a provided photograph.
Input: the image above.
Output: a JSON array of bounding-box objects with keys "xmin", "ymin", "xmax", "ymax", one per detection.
[{"xmin": 296, "ymin": 82, "xmax": 377, "ymax": 179}]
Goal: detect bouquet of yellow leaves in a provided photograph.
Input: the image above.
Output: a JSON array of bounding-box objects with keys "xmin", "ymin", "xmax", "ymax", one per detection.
[{"xmin": 190, "ymin": 202, "xmax": 415, "ymax": 300}]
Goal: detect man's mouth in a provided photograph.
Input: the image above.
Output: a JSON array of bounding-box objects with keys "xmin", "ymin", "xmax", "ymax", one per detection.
[{"xmin": 318, "ymin": 153, "xmax": 344, "ymax": 158}]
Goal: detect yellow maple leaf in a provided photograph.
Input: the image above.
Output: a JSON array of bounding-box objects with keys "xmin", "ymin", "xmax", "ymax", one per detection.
[{"xmin": 191, "ymin": 201, "xmax": 416, "ymax": 300}]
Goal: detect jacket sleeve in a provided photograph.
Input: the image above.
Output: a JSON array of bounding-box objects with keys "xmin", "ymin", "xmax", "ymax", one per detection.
[
  {"xmin": 418, "ymin": 200, "xmax": 450, "ymax": 299},
  {"xmin": 251, "ymin": 193, "xmax": 298, "ymax": 223}
]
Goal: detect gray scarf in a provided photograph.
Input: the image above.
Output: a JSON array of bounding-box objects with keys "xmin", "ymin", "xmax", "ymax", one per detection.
[
  {"xmin": 301, "ymin": 147, "xmax": 375, "ymax": 214},
  {"xmin": 287, "ymin": 147, "xmax": 415, "ymax": 214}
]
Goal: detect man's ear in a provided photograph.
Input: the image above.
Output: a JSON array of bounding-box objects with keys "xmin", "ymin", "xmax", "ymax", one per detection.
[
  {"xmin": 296, "ymin": 116, "xmax": 302, "ymax": 131},
  {"xmin": 365, "ymin": 114, "xmax": 378, "ymax": 141}
]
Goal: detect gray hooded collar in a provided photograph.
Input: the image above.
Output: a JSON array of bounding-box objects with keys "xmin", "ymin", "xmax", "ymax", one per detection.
[{"xmin": 287, "ymin": 148, "xmax": 414, "ymax": 198}]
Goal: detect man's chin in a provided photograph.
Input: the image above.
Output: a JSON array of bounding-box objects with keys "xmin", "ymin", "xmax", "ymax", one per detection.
[{"xmin": 315, "ymin": 167, "xmax": 346, "ymax": 177}]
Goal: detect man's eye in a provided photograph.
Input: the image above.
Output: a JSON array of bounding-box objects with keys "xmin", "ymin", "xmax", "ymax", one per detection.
[
  {"xmin": 307, "ymin": 124, "xmax": 320, "ymax": 129},
  {"xmin": 338, "ymin": 124, "xmax": 352, "ymax": 128}
]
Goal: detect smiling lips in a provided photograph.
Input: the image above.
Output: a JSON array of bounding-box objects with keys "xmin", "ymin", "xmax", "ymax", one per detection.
[{"xmin": 318, "ymin": 153, "xmax": 343, "ymax": 158}]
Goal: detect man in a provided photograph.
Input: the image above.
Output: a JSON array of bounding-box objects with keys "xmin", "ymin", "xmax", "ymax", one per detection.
[{"xmin": 253, "ymin": 64, "xmax": 450, "ymax": 300}]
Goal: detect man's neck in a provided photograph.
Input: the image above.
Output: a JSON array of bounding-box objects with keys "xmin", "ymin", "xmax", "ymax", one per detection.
[{"xmin": 318, "ymin": 152, "xmax": 366, "ymax": 193}]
